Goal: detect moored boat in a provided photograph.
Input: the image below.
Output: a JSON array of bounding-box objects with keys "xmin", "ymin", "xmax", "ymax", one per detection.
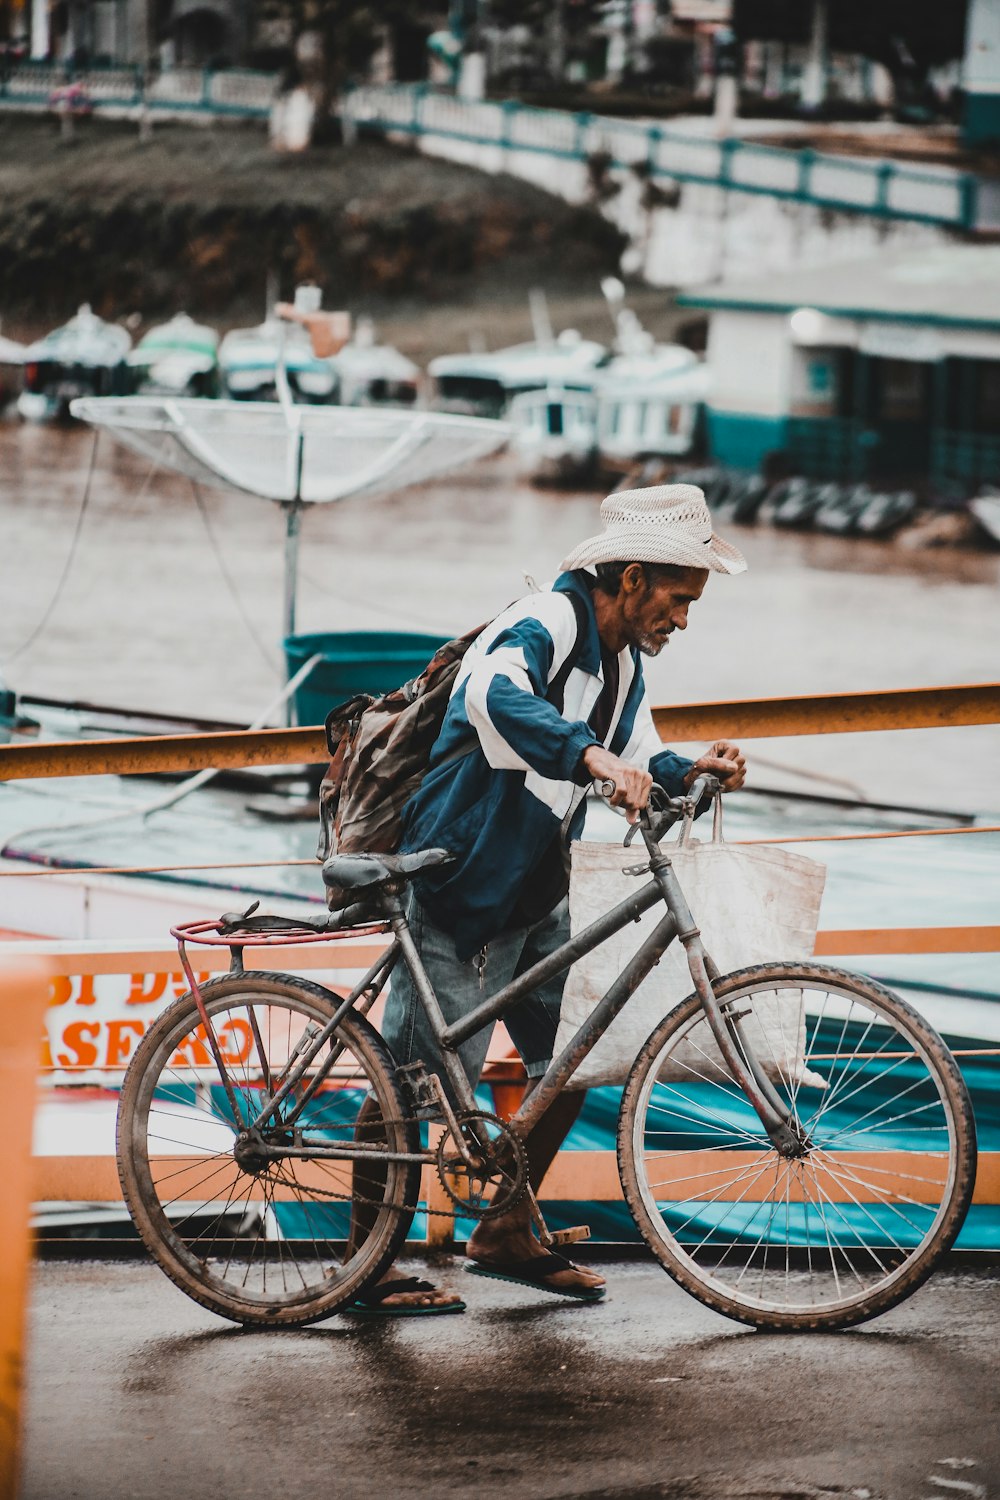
[
  {"xmin": 128, "ymin": 313, "xmax": 219, "ymax": 398},
  {"xmin": 0, "ymin": 330, "xmax": 26, "ymax": 410},
  {"xmin": 772, "ymin": 476, "xmax": 826, "ymax": 528},
  {"xmin": 5, "ymin": 694, "xmax": 996, "ymax": 1252},
  {"xmin": 330, "ymin": 316, "xmax": 420, "ymax": 407},
  {"xmin": 814, "ymin": 482, "xmax": 874, "ymax": 535},
  {"xmin": 508, "ymin": 383, "xmax": 600, "ymax": 482},
  {"xmin": 969, "ymin": 490, "xmax": 1000, "ymax": 545},
  {"xmin": 594, "ymin": 355, "xmax": 708, "ymax": 473},
  {"xmin": 17, "ymin": 305, "xmax": 132, "ymax": 421},
  {"xmin": 218, "ymin": 317, "xmax": 339, "ymax": 404},
  {"xmin": 429, "ymin": 329, "xmax": 608, "ymax": 421},
  {"xmin": 857, "ymin": 488, "xmax": 919, "ymax": 537}
]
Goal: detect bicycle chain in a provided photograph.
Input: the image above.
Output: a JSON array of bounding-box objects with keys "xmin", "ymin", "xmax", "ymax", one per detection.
[
  {"xmin": 242, "ymin": 1111, "xmax": 526, "ymax": 1224},
  {"xmin": 264, "ymin": 1140, "xmax": 476, "ymax": 1221},
  {"xmin": 434, "ymin": 1111, "xmax": 529, "ymax": 1219},
  {"xmin": 268, "ymin": 1164, "xmax": 455, "ymax": 1219}
]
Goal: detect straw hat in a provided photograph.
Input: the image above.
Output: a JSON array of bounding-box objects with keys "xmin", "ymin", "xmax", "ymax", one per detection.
[{"xmin": 561, "ymin": 484, "xmax": 747, "ymax": 576}]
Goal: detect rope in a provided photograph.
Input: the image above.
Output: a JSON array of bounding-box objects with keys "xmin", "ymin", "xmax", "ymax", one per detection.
[
  {"xmin": 298, "ymin": 563, "xmax": 458, "ymax": 634},
  {"xmin": 2, "ymin": 428, "xmax": 100, "ymax": 666},
  {"xmin": 735, "ymin": 824, "xmax": 1000, "ymax": 846},
  {"xmin": 189, "ymin": 477, "xmax": 279, "ymax": 670},
  {"xmin": 1, "ymin": 819, "xmax": 997, "ymax": 880},
  {"xmin": 0, "ymin": 857, "xmax": 319, "ymax": 878},
  {"xmin": 0, "ymin": 652, "xmax": 323, "ymax": 856}
]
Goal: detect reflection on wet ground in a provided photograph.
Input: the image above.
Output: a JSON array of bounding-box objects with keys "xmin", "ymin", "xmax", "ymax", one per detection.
[
  {"xmin": 22, "ymin": 1257, "xmax": 1000, "ymax": 1500},
  {"xmin": 0, "ymin": 422, "xmax": 998, "ymax": 811}
]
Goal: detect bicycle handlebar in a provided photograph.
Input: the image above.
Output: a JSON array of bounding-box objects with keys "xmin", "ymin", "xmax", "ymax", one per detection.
[{"xmin": 597, "ymin": 773, "xmax": 721, "ymax": 838}]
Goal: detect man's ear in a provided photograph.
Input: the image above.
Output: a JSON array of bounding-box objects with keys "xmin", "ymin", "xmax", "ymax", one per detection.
[{"xmin": 620, "ymin": 563, "xmax": 646, "ymax": 596}]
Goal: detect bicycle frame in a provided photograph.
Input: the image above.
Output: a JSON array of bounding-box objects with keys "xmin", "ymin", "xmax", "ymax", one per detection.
[{"xmin": 234, "ymin": 799, "xmax": 802, "ymax": 1164}]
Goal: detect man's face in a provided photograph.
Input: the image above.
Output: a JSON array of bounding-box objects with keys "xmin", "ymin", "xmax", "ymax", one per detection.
[{"xmin": 621, "ymin": 565, "xmax": 708, "ymax": 657}]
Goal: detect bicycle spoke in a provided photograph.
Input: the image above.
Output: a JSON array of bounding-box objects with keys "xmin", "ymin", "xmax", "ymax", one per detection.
[
  {"xmin": 624, "ymin": 967, "xmax": 972, "ymax": 1328},
  {"xmin": 821, "ymin": 1093, "xmax": 948, "ymax": 1149},
  {"xmin": 811, "ymin": 1150, "xmax": 934, "ymax": 1238},
  {"xmin": 120, "ymin": 980, "xmax": 417, "ymax": 1324}
]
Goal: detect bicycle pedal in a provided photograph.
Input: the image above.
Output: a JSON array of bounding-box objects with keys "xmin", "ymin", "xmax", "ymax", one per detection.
[{"xmin": 548, "ymin": 1225, "xmax": 591, "ymax": 1247}]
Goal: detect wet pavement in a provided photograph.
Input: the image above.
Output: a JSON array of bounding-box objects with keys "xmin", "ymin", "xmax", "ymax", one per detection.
[{"xmin": 21, "ymin": 1255, "xmax": 1000, "ymax": 1500}]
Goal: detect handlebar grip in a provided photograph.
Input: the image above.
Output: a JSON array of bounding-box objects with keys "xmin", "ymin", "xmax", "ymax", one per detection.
[
  {"xmin": 599, "ymin": 778, "xmax": 616, "ymax": 799},
  {"xmin": 686, "ymin": 773, "xmax": 721, "ymax": 807}
]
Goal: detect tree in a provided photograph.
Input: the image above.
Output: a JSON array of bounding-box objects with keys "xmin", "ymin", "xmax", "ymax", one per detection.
[
  {"xmin": 263, "ymin": 0, "xmax": 437, "ymax": 139},
  {"xmin": 733, "ymin": 0, "xmax": 968, "ymax": 110},
  {"xmin": 488, "ymin": 0, "xmax": 605, "ymax": 86}
]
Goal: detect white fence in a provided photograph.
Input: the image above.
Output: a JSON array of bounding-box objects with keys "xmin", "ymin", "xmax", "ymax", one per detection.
[
  {"xmin": 343, "ymin": 84, "xmax": 987, "ymax": 232},
  {"xmin": 0, "ymin": 63, "xmax": 277, "ymax": 118}
]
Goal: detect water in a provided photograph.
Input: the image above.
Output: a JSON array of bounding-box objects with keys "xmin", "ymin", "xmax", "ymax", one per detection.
[{"xmin": 1, "ymin": 421, "xmax": 996, "ymax": 813}]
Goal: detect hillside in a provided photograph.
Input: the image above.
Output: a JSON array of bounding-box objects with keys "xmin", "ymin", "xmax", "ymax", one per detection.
[{"xmin": 0, "ymin": 114, "xmax": 626, "ymax": 332}]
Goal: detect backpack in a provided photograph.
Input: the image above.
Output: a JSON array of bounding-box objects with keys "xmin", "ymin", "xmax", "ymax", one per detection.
[{"xmin": 316, "ymin": 592, "xmax": 588, "ymax": 869}]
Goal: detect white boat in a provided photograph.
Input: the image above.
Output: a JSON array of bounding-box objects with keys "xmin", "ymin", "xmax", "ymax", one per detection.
[
  {"xmin": 969, "ymin": 491, "xmax": 1000, "ymax": 544},
  {"xmin": 506, "ymin": 286, "xmax": 707, "ymax": 481},
  {"xmin": 218, "ymin": 317, "xmax": 339, "ymax": 404},
  {"xmin": 0, "ymin": 331, "xmax": 26, "ymax": 363},
  {"xmin": 428, "ymin": 329, "xmax": 608, "ymax": 420},
  {"xmin": 330, "ymin": 316, "xmax": 420, "ymax": 407},
  {"xmin": 17, "ymin": 305, "xmax": 132, "ymax": 421},
  {"xmin": 508, "ymin": 383, "xmax": 601, "ymax": 482},
  {"xmin": 0, "ymin": 330, "xmax": 26, "ymax": 410},
  {"xmin": 594, "ymin": 350, "xmax": 707, "ymax": 473},
  {"xmin": 584, "ymin": 289, "xmax": 704, "ymax": 471},
  {"xmin": 127, "ymin": 313, "xmax": 219, "ymax": 398}
]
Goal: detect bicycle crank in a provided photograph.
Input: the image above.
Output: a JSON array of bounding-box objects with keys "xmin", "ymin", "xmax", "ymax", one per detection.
[{"xmin": 435, "ymin": 1111, "xmax": 529, "ymax": 1220}]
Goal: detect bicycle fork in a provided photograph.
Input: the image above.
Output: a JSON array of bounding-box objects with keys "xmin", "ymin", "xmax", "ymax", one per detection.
[{"xmin": 649, "ymin": 853, "xmax": 806, "ymax": 1159}]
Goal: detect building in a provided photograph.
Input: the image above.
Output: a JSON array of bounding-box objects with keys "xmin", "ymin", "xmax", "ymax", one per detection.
[
  {"xmin": 677, "ymin": 245, "xmax": 1000, "ymax": 490},
  {"xmin": 963, "ymin": 0, "xmax": 1000, "ymax": 146},
  {"xmin": 2, "ymin": 0, "xmax": 250, "ymax": 66}
]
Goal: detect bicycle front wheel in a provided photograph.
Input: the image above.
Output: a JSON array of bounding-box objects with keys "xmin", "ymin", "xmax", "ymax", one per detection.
[
  {"xmin": 618, "ymin": 963, "xmax": 977, "ymax": 1332},
  {"xmin": 117, "ymin": 971, "xmax": 420, "ymax": 1327}
]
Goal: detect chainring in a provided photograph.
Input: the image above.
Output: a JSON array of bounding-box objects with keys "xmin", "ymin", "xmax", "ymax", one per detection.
[{"xmin": 435, "ymin": 1110, "xmax": 529, "ymax": 1220}]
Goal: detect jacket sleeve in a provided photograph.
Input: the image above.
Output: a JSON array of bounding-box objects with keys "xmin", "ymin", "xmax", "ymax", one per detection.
[{"xmin": 462, "ymin": 594, "xmax": 597, "ymax": 783}]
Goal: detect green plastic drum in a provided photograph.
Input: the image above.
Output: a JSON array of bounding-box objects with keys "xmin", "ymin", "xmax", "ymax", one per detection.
[{"xmin": 284, "ymin": 630, "xmax": 449, "ymax": 727}]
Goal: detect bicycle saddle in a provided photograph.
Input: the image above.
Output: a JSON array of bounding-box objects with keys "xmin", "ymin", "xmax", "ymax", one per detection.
[{"xmin": 322, "ymin": 847, "xmax": 454, "ymax": 898}]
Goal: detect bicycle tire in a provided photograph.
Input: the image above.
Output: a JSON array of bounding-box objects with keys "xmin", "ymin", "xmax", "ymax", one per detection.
[
  {"xmin": 117, "ymin": 971, "xmax": 420, "ymax": 1327},
  {"xmin": 618, "ymin": 962, "xmax": 977, "ymax": 1332}
]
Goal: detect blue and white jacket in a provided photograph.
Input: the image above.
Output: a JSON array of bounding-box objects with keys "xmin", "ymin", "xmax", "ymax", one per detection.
[{"xmin": 400, "ymin": 569, "xmax": 695, "ymax": 959}]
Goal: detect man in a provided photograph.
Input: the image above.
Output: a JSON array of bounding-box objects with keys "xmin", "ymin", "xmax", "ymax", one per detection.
[{"xmin": 359, "ymin": 484, "xmax": 747, "ymax": 1313}]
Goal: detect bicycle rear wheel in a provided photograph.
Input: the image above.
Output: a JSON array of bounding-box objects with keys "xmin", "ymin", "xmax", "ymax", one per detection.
[
  {"xmin": 618, "ymin": 963, "xmax": 977, "ymax": 1332},
  {"xmin": 117, "ymin": 971, "xmax": 420, "ymax": 1327}
]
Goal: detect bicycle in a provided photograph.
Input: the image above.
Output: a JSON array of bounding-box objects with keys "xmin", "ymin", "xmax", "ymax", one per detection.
[{"xmin": 116, "ymin": 775, "xmax": 977, "ymax": 1332}]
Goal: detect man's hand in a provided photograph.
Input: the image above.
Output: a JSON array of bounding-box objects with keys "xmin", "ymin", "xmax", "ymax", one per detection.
[
  {"xmin": 582, "ymin": 745, "xmax": 652, "ymax": 824},
  {"xmin": 684, "ymin": 740, "xmax": 747, "ymax": 794}
]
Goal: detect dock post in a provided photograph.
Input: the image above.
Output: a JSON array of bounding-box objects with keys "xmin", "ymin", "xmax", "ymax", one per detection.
[{"xmin": 0, "ymin": 960, "xmax": 49, "ymax": 1500}]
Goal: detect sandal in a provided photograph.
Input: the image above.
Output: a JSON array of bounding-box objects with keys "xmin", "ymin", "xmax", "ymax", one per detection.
[
  {"xmin": 466, "ymin": 1251, "xmax": 605, "ymax": 1302},
  {"xmin": 345, "ymin": 1276, "xmax": 466, "ymax": 1317}
]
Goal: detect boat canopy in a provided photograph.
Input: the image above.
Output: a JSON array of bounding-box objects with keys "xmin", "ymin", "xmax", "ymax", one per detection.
[
  {"xmin": 24, "ymin": 305, "xmax": 131, "ymax": 367},
  {"xmin": 429, "ymin": 333, "xmax": 607, "ymax": 390},
  {"xmin": 131, "ymin": 314, "xmax": 219, "ymax": 361},
  {"xmin": 592, "ymin": 360, "xmax": 712, "ymax": 403},
  {"xmin": 70, "ymin": 397, "xmax": 511, "ymax": 504}
]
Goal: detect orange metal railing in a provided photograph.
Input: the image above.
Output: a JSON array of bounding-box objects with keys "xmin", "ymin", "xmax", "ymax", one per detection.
[{"xmin": 0, "ymin": 682, "xmax": 996, "ymax": 781}]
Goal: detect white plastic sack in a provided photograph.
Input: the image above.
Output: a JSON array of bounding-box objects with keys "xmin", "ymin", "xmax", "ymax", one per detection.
[{"xmin": 554, "ymin": 830, "xmax": 827, "ymax": 1090}]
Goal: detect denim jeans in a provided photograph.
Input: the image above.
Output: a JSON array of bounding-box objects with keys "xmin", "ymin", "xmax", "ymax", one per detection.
[{"xmin": 380, "ymin": 890, "xmax": 570, "ymax": 1105}]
